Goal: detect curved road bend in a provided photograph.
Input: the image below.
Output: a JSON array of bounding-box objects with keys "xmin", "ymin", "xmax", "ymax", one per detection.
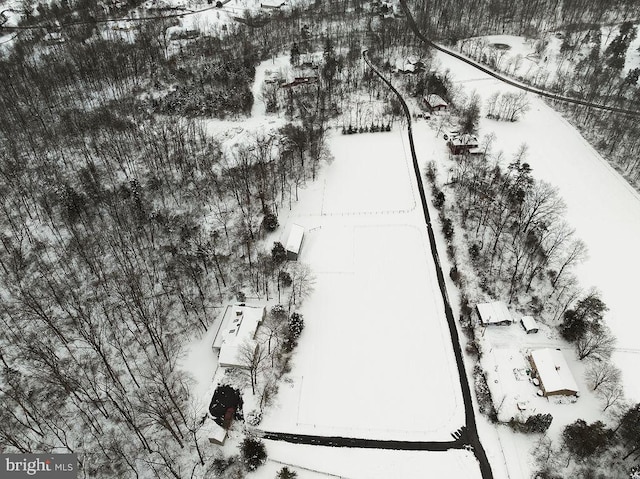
[
  {"xmin": 397, "ymin": 0, "xmax": 640, "ymax": 117},
  {"xmin": 362, "ymin": 50, "xmax": 494, "ymax": 479}
]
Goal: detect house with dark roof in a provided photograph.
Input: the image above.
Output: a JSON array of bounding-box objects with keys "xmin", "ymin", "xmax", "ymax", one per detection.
[{"xmin": 447, "ymin": 133, "xmax": 480, "ymax": 155}]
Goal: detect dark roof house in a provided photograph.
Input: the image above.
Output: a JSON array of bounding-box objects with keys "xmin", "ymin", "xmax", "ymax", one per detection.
[{"xmin": 447, "ymin": 133, "xmax": 479, "ymax": 155}]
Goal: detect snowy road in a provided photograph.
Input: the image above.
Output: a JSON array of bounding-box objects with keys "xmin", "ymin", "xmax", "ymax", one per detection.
[{"xmin": 363, "ymin": 50, "xmax": 494, "ymax": 479}]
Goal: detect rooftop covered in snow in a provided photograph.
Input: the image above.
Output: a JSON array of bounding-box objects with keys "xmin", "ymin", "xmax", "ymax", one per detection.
[
  {"xmin": 520, "ymin": 315, "xmax": 539, "ymax": 333},
  {"xmin": 424, "ymin": 94, "xmax": 448, "ymax": 109},
  {"xmin": 529, "ymin": 348, "xmax": 579, "ymax": 397},
  {"xmin": 213, "ymin": 304, "xmax": 266, "ymax": 368},
  {"xmin": 476, "ymin": 301, "xmax": 513, "ymax": 326},
  {"xmin": 285, "ymin": 224, "xmax": 305, "ymax": 259}
]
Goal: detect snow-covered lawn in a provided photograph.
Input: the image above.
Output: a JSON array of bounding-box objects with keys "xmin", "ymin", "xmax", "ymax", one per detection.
[
  {"xmin": 248, "ymin": 441, "xmax": 482, "ymax": 479},
  {"xmin": 260, "ymin": 128, "xmax": 465, "ymax": 441},
  {"xmin": 479, "ymin": 325, "xmax": 604, "ymax": 433},
  {"xmin": 318, "ymin": 133, "xmax": 416, "ymax": 215}
]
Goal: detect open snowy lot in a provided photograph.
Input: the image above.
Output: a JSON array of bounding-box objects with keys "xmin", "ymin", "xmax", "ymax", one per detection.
[
  {"xmin": 248, "ymin": 441, "xmax": 482, "ymax": 479},
  {"xmin": 260, "ymin": 128, "xmax": 465, "ymax": 441}
]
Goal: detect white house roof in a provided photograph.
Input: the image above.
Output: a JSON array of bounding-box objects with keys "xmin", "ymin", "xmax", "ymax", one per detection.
[
  {"xmin": 477, "ymin": 301, "xmax": 513, "ymax": 325},
  {"xmin": 204, "ymin": 419, "xmax": 227, "ymax": 444},
  {"xmin": 425, "ymin": 94, "xmax": 447, "ymax": 108},
  {"xmin": 521, "ymin": 315, "xmax": 538, "ymax": 332},
  {"xmin": 214, "ymin": 304, "xmax": 265, "ymax": 368},
  {"xmin": 530, "ymin": 349, "xmax": 579, "ymax": 395},
  {"xmin": 285, "ymin": 224, "xmax": 304, "ymax": 255}
]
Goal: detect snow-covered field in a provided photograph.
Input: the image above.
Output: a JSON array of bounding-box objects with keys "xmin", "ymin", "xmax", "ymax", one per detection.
[
  {"xmin": 260, "ymin": 127, "xmax": 466, "ymax": 441},
  {"xmin": 248, "ymin": 441, "xmax": 482, "ymax": 479},
  {"xmin": 177, "ymin": 43, "xmax": 640, "ymax": 477},
  {"xmin": 178, "ymin": 56, "xmax": 465, "ymax": 446}
]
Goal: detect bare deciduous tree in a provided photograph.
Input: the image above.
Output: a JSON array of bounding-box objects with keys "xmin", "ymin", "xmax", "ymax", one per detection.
[
  {"xmin": 287, "ymin": 262, "xmax": 316, "ymax": 310},
  {"xmin": 586, "ymin": 361, "xmax": 621, "ymax": 391},
  {"xmin": 237, "ymin": 340, "xmax": 270, "ymax": 395},
  {"xmin": 576, "ymin": 325, "xmax": 615, "ymax": 361},
  {"xmin": 598, "ymin": 381, "xmax": 625, "ymax": 412}
]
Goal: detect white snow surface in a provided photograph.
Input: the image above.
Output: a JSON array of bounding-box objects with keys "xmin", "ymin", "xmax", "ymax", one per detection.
[
  {"xmin": 247, "ymin": 441, "xmax": 482, "ymax": 479},
  {"xmin": 427, "ymin": 50, "xmax": 640, "ymax": 401},
  {"xmin": 260, "ymin": 127, "xmax": 466, "ymax": 441},
  {"xmin": 177, "ymin": 312, "xmax": 222, "ymax": 415}
]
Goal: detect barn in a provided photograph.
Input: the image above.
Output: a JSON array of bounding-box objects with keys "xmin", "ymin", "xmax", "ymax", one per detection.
[
  {"xmin": 285, "ymin": 224, "xmax": 305, "ymax": 260},
  {"xmin": 529, "ymin": 348, "xmax": 579, "ymax": 397},
  {"xmin": 476, "ymin": 301, "xmax": 513, "ymax": 326}
]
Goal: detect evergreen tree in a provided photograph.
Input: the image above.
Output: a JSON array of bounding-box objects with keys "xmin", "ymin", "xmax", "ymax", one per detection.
[
  {"xmin": 240, "ymin": 436, "xmax": 267, "ymax": 471},
  {"xmin": 562, "ymin": 420, "xmax": 611, "ymax": 459}
]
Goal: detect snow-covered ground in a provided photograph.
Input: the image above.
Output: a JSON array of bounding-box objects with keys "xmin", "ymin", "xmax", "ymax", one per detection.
[
  {"xmin": 479, "ymin": 325, "xmax": 605, "ymax": 434},
  {"xmin": 177, "ymin": 307, "xmax": 225, "ymax": 414},
  {"xmin": 407, "ymin": 47, "xmax": 640, "ymax": 479},
  {"xmin": 260, "ymin": 127, "xmax": 466, "ymax": 441},
  {"xmin": 180, "ymin": 42, "xmax": 639, "ymax": 477},
  {"xmin": 248, "ymin": 441, "xmax": 482, "ymax": 479},
  {"xmin": 459, "ymin": 25, "xmax": 640, "ymax": 86},
  {"xmin": 419, "ymin": 51, "xmax": 640, "ymax": 403}
]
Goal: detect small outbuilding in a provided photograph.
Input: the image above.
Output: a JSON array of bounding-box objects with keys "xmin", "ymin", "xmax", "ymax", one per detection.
[
  {"xmin": 520, "ymin": 316, "xmax": 539, "ymax": 334},
  {"xmin": 529, "ymin": 348, "xmax": 579, "ymax": 397},
  {"xmin": 285, "ymin": 224, "xmax": 305, "ymax": 260},
  {"xmin": 476, "ymin": 301, "xmax": 513, "ymax": 326},
  {"xmin": 423, "ymin": 94, "xmax": 448, "ymax": 112}
]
